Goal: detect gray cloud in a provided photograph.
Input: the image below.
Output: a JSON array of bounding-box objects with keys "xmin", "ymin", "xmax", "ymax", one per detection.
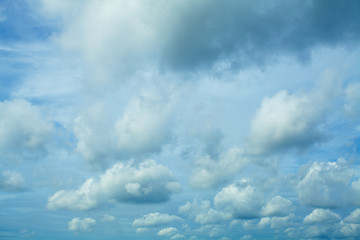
[
  {"xmin": 132, "ymin": 212, "xmax": 182, "ymax": 228},
  {"xmin": 40, "ymin": 0, "xmax": 360, "ymax": 83}
]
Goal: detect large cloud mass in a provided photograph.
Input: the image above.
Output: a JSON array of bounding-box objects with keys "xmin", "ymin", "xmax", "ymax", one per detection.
[{"xmin": 40, "ymin": 0, "xmax": 360, "ymax": 80}]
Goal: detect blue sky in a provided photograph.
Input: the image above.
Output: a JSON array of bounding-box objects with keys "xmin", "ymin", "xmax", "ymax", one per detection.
[{"xmin": 1, "ymin": 0, "xmax": 360, "ymax": 239}]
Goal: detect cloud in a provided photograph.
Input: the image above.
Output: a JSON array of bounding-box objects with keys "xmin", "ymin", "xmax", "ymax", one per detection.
[
  {"xmin": 171, "ymin": 233, "xmax": 185, "ymax": 239},
  {"xmin": 101, "ymin": 214, "xmax": 115, "ymax": 223},
  {"xmin": 190, "ymin": 146, "xmax": 249, "ymax": 188},
  {"xmin": 344, "ymin": 209, "xmax": 360, "ymax": 223},
  {"xmin": 302, "ymin": 209, "xmax": 342, "ymax": 238},
  {"xmin": 0, "ymin": 99, "xmax": 53, "ymax": 162},
  {"xmin": 68, "ymin": 217, "xmax": 96, "ymax": 232},
  {"xmin": 303, "ymin": 209, "xmax": 341, "ymax": 224},
  {"xmin": 247, "ymin": 90, "xmax": 327, "ymax": 155},
  {"xmin": 214, "ymin": 180, "xmax": 263, "ymax": 219},
  {"xmin": 73, "ymin": 89, "xmax": 174, "ymax": 167},
  {"xmin": 0, "ymin": 170, "xmax": 25, "ymax": 192},
  {"xmin": 132, "ymin": 212, "xmax": 182, "ymax": 228},
  {"xmin": 260, "ymin": 196, "xmax": 294, "ymax": 217},
  {"xmin": 297, "ymin": 158, "xmax": 357, "ymax": 208},
  {"xmin": 214, "ymin": 180, "xmax": 294, "ymax": 220},
  {"xmin": 179, "ymin": 200, "xmax": 231, "ymax": 225},
  {"xmin": 39, "ymin": 0, "xmax": 360, "ymax": 79},
  {"xmin": 47, "ymin": 160, "xmax": 181, "ymax": 210},
  {"xmin": 258, "ymin": 214, "xmax": 295, "ymax": 229},
  {"xmin": 157, "ymin": 227, "xmax": 178, "ymax": 237},
  {"xmin": 341, "ymin": 210, "xmax": 360, "ymax": 238}
]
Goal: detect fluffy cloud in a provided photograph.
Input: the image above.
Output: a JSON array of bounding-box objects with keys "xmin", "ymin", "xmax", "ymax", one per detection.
[
  {"xmin": 179, "ymin": 200, "xmax": 231, "ymax": 225},
  {"xmin": 132, "ymin": 213, "xmax": 182, "ymax": 228},
  {"xmin": 247, "ymin": 90, "xmax": 327, "ymax": 155},
  {"xmin": 344, "ymin": 209, "xmax": 360, "ymax": 223},
  {"xmin": 157, "ymin": 227, "xmax": 178, "ymax": 237},
  {"xmin": 214, "ymin": 180, "xmax": 293, "ymax": 220},
  {"xmin": 258, "ymin": 214, "xmax": 295, "ymax": 229},
  {"xmin": 0, "ymin": 99, "xmax": 53, "ymax": 162},
  {"xmin": 190, "ymin": 146, "xmax": 249, "ymax": 188},
  {"xmin": 303, "ymin": 209, "xmax": 341, "ymax": 224},
  {"xmin": 297, "ymin": 158, "xmax": 357, "ymax": 208},
  {"xmin": 73, "ymin": 90, "xmax": 174, "ymax": 167},
  {"xmin": 303, "ymin": 209, "xmax": 342, "ymax": 238},
  {"xmin": 47, "ymin": 160, "xmax": 181, "ymax": 210},
  {"xmin": 260, "ymin": 196, "xmax": 293, "ymax": 217},
  {"xmin": 0, "ymin": 170, "xmax": 25, "ymax": 192},
  {"xmin": 214, "ymin": 181, "xmax": 263, "ymax": 219},
  {"xmin": 68, "ymin": 217, "xmax": 96, "ymax": 232}
]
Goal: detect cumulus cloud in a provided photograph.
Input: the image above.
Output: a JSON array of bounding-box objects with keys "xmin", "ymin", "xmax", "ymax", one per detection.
[
  {"xmin": 260, "ymin": 196, "xmax": 294, "ymax": 217},
  {"xmin": 0, "ymin": 99, "xmax": 53, "ymax": 162},
  {"xmin": 344, "ymin": 209, "xmax": 360, "ymax": 223},
  {"xmin": 258, "ymin": 214, "xmax": 295, "ymax": 229},
  {"xmin": 247, "ymin": 90, "xmax": 327, "ymax": 155},
  {"xmin": 214, "ymin": 180, "xmax": 294, "ymax": 220},
  {"xmin": 302, "ymin": 209, "xmax": 342, "ymax": 238},
  {"xmin": 214, "ymin": 180, "xmax": 263, "ymax": 219},
  {"xmin": 73, "ymin": 90, "xmax": 174, "ymax": 167},
  {"xmin": 190, "ymin": 146, "xmax": 249, "ymax": 188},
  {"xmin": 68, "ymin": 217, "xmax": 96, "ymax": 232},
  {"xmin": 0, "ymin": 170, "xmax": 25, "ymax": 192},
  {"xmin": 157, "ymin": 227, "xmax": 178, "ymax": 237},
  {"xmin": 179, "ymin": 200, "xmax": 231, "ymax": 225},
  {"xmin": 132, "ymin": 212, "xmax": 182, "ymax": 228},
  {"xmin": 297, "ymin": 158, "xmax": 357, "ymax": 208},
  {"xmin": 47, "ymin": 160, "xmax": 181, "ymax": 210},
  {"xmin": 303, "ymin": 209, "xmax": 341, "ymax": 224}
]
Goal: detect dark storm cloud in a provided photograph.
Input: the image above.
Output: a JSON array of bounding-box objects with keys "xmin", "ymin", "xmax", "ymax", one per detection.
[{"xmin": 161, "ymin": 0, "xmax": 360, "ymax": 71}]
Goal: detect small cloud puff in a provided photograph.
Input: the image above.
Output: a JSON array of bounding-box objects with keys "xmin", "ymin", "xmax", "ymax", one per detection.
[
  {"xmin": 133, "ymin": 212, "xmax": 182, "ymax": 228},
  {"xmin": 0, "ymin": 170, "xmax": 25, "ymax": 192},
  {"xmin": 68, "ymin": 217, "xmax": 96, "ymax": 232}
]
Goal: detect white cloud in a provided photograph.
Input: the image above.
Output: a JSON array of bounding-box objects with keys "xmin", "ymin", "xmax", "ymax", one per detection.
[
  {"xmin": 214, "ymin": 180, "xmax": 263, "ymax": 219},
  {"xmin": 303, "ymin": 209, "xmax": 341, "ymax": 224},
  {"xmin": 179, "ymin": 200, "xmax": 231, "ymax": 225},
  {"xmin": 101, "ymin": 214, "xmax": 115, "ymax": 223},
  {"xmin": 260, "ymin": 196, "xmax": 293, "ymax": 217},
  {"xmin": 132, "ymin": 212, "xmax": 182, "ymax": 228},
  {"xmin": 157, "ymin": 227, "xmax": 178, "ymax": 236},
  {"xmin": 68, "ymin": 217, "xmax": 96, "ymax": 232},
  {"xmin": 47, "ymin": 160, "xmax": 180, "ymax": 210},
  {"xmin": 247, "ymin": 90, "xmax": 326, "ymax": 155},
  {"xmin": 0, "ymin": 170, "xmax": 25, "ymax": 192},
  {"xmin": 258, "ymin": 214, "xmax": 294, "ymax": 229},
  {"xmin": 190, "ymin": 146, "xmax": 249, "ymax": 188},
  {"xmin": 171, "ymin": 233, "xmax": 185, "ymax": 239},
  {"xmin": 0, "ymin": 99, "xmax": 53, "ymax": 162},
  {"xmin": 297, "ymin": 158, "xmax": 356, "ymax": 208},
  {"xmin": 345, "ymin": 209, "xmax": 360, "ymax": 223},
  {"xmin": 73, "ymin": 89, "xmax": 174, "ymax": 167}
]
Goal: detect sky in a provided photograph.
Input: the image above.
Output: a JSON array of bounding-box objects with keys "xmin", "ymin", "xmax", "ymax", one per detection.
[{"xmin": 0, "ymin": 0, "xmax": 360, "ymax": 239}]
